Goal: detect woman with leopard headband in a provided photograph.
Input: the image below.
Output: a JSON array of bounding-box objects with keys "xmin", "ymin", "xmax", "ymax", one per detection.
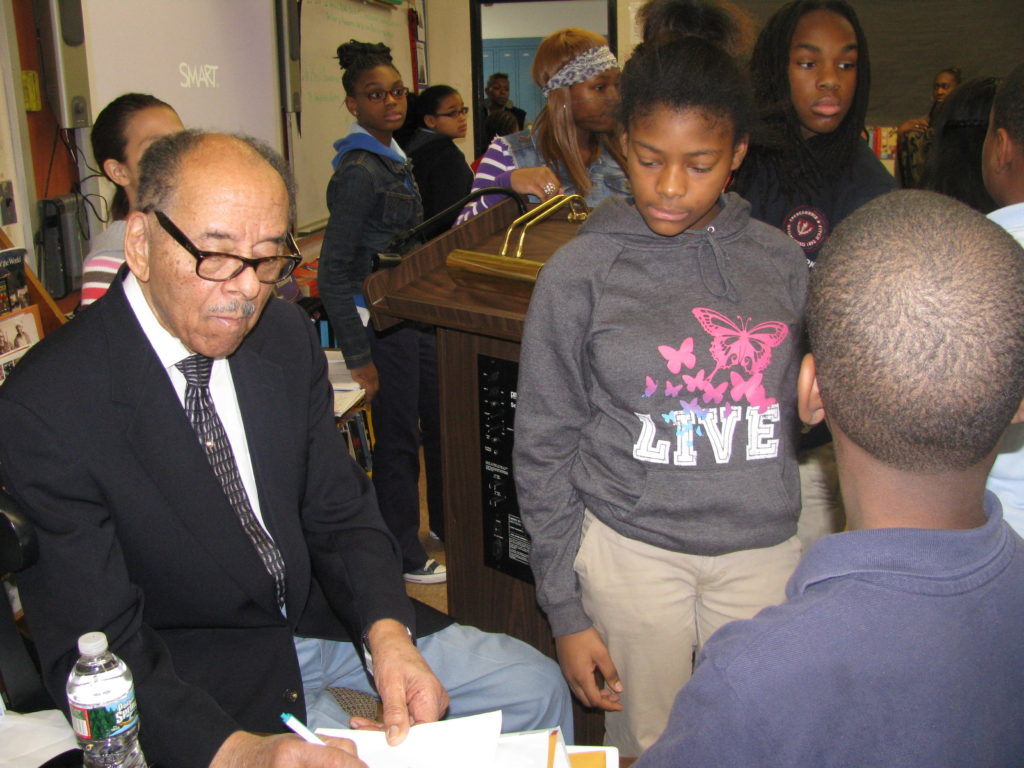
[{"xmin": 457, "ymin": 28, "xmax": 629, "ymax": 223}]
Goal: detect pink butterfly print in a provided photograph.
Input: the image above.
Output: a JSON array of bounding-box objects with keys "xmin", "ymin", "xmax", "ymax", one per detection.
[
  {"xmin": 692, "ymin": 308, "xmax": 789, "ymax": 377},
  {"xmin": 664, "ymin": 380, "xmax": 684, "ymax": 397},
  {"xmin": 659, "ymin": 338, "xmax": 696, "ymax": 374},
  {"xmin": 683, "ymin": 369, "xmax": 729, "ymax": 404},
  {"xmin": 682, "ymin": 369, "xmax": 709, "ymax": 393},
  {"xmin": 702, "ymin": 379, "xmax": 727, "ymax": 404},
  {"xmin": 643, "ymin": 376, "xmax": 657, "ymax": 398},
  {"xmin": 730, "ymin": 370, "xmax": 763, "ymax": 402},
  {"xmin": 729, "ymin": 371, "xmax": 777, "ymax": 413},
  {"xmin": 747, "ymin": 389, "xmax": 777, "ymax": 414}
]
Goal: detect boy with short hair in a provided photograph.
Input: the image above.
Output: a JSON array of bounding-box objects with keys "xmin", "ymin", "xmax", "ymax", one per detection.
[{"xmin": 635, "ymin": 189, "xmax": 1024, "ymax": 767}]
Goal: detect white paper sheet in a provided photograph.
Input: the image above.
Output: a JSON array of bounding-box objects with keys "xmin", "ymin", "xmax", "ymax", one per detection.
[
  {"xmin": 0, "ymin": 709, "xmax": 78, "ymax": 768},
  {"xmin": 317, "ymin": 710, "xmax": 502, "ymax": 768},
  {"xmin": 494, "ymin": 727, "xmax": 570, "ymax": 768}
]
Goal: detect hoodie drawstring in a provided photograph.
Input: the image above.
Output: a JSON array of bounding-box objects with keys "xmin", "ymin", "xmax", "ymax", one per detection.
[{"xmin": 696, "ymin": 225, "xmax": 739, "ymax": 302}]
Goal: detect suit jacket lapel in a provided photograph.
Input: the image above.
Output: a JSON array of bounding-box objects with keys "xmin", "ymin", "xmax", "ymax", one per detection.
[{"xmin": 101, "ymin": 278, "xmax": 284, "ymax": 616}]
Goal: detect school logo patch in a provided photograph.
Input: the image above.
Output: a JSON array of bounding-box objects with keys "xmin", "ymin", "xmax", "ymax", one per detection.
[{"xmin": 783, "ymin": 206, "xmax": 829, "ymax": 254}]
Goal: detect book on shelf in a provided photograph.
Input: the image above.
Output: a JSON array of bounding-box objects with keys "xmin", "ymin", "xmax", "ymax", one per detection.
[{"xmin": 0, "ymin": 247, "xmax": 29, "ymax": 315}]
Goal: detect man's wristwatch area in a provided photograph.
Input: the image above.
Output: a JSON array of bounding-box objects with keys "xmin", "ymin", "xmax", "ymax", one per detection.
[{"xmin": 361, "ymin": 623, "xmax": 415, "ymax": 676}]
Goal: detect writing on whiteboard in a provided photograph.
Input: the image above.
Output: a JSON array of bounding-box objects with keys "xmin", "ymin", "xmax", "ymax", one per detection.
[{"xmin": 179, "ymin": 63, "xmax": 220, "ymax": 88}]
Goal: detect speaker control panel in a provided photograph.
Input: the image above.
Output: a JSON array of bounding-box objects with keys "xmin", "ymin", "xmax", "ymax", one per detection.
[{"xmin": 478, "ymin": 354, "xmax": 533, "ymax": 583}]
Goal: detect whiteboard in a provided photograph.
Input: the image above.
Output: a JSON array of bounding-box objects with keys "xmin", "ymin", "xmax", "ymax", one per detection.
[
  {"xmin": 81, "ymin": 0, "xmax": 282, "ymax": 154},
  {"xmin": 292, "ymin": 0, "xmax": 413, "ymax": 234}
]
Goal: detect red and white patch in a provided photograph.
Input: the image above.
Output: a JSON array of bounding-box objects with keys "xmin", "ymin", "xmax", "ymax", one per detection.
[{"xmin": 783, "ymin": 206, "xmax": 829, "ymax": 255}]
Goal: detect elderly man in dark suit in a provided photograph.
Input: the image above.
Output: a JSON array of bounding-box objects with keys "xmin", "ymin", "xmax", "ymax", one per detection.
[{"xmin": 0, "ymin": 131, "xmax": 570, "ymax": 768}]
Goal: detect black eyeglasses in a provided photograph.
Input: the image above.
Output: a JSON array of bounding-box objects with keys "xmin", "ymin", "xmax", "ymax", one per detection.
[
  {"xmin": 153, "ymin": 210, "xmax": 302, "ymax": 285},
  {"xmin": 359, "ymin": 86, "xmax": 409, "ymax": 102},
  {"xmin": 435, "ymin": 107, "xmax": 469, "ymax": 118}
]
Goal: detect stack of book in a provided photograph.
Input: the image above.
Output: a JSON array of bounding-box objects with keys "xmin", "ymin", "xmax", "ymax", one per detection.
[{"xmin": 325, "ymin": 349, "xmax": 372, "ymax": 474}]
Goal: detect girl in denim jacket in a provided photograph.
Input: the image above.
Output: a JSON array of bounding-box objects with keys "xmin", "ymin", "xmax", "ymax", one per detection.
[{"xmin": 318, "ymin": 40, "xmax": 446, "ymax": 584}]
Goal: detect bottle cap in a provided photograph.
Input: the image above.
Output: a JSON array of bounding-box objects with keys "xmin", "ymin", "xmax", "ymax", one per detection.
[{"xmin": 77, "ymin": 631, "xmax": 109, "ymax": 656}]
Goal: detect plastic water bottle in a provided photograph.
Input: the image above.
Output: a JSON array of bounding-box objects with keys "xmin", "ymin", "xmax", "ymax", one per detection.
[{"xmin": 66, "ymin": 631, "xmax": 147, "ymax": 767}]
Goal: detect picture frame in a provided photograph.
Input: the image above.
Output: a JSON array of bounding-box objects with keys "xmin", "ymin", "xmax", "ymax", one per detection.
[
  {"xmin": 0, "ymin": 344, "xmax": 31, "ymax": 386},
  {"xmin": 0, "ymin": 304, "xmax": 43, "ymax": 358}
]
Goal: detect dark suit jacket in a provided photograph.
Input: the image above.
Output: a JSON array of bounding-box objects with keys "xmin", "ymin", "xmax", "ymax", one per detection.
[{"xmin": 0, "ymin": 274, "xmax": 449, "ymax": 768}]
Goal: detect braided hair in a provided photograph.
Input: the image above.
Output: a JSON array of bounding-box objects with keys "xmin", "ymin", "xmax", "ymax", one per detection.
[
  {"xmin": 731, "ymin": 0, "xmax": 872, "ymax": 203},
  {"xmin": 336, "ymin": 40, "xmax": 396, "ymax": 95}
]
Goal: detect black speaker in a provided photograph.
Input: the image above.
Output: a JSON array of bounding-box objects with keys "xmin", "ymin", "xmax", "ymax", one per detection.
[
  {"xmin": 37, "ymin": 194, "xmax": 87, "ymax": 299},
  {"xmin": 32, "ymin": 0, "xmax": 92, "ymax": 128}
]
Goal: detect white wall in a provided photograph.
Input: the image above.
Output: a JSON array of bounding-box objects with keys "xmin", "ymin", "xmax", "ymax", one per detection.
[
  {"xmin": 0, "ymin": 4, "xmax": 37, "ymax": 253},
  {"xmin": 424, "ymin": 2, "xmax": 475, "ymax": 165},
  {"xmin": 620, "ymin": 0, "xmax": 642, "ymax": 59},
  {"xmin": 481, "ymin": 1, "xmax": 608, "ymax": 39}
]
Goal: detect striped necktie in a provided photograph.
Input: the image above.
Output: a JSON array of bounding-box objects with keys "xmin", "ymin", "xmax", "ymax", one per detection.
[{"xmin": 175, "ymin": 354, "xmax": 286, "ymax": 609}]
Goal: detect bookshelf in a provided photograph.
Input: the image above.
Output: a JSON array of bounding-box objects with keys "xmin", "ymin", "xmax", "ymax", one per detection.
[{"xmin": 0, "ymin": 230, "xmax": 69, "ymax": 335}]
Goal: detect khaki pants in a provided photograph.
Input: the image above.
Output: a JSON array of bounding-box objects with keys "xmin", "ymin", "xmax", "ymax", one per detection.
[
  {"xmin": 796, "ymin": 443, "xmax": 846, "ymax": 552},
  {"xmin": 575, "ymin": 512, "xmax": 800, "ymax": 757}
]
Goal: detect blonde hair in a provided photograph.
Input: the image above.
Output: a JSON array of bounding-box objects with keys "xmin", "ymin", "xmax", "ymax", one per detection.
[{"xmin": 530, "ymin": 28, "xmax": 625, "ymax": 196}]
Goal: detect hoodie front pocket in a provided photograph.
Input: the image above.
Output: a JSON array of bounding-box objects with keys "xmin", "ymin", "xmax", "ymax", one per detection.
[{"xmin": 627, "ymin": 462, "xmax": 793, "ymax": 553}]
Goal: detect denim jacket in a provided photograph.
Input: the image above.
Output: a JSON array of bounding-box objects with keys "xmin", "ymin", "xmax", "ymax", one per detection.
[
  {"xmin": 319, "ymin": 148, "xmax": 422, "ymax": 369},
  {"xmin": 505, "ymin": 129, "xmax": 631, "ymax": 206}
]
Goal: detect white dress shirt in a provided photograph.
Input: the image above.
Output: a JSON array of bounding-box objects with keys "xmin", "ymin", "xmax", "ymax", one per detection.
[{"xmin": 123, "ymin": 272, "xmax": 273, "ymax": 538}]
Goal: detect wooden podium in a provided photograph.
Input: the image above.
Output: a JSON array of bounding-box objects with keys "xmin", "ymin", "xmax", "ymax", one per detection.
[{"xmin": 364, "ymin": 199, "xmax": 604, "ymax": 744}]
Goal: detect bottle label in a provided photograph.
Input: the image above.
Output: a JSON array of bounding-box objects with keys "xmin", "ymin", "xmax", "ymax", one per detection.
[{"xmin": 69, "ymin": 693, "xmax": 138, "ymax": 740}]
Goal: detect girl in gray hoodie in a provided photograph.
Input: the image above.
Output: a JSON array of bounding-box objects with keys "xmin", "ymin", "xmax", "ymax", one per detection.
[{"xmin": 514, "ymin": 32, "xmax": 808, "ymax": 756}]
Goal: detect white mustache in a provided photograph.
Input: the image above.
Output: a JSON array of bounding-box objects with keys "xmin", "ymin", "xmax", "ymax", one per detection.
[{"xmin": 208, "ymin": 300, "xmax": 257, "ymax": 317}]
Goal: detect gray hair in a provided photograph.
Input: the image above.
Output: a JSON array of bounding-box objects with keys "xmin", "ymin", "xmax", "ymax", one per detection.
[{"xmin": 136, "ymin": 129, "xmax": 296, "ymax": 224}]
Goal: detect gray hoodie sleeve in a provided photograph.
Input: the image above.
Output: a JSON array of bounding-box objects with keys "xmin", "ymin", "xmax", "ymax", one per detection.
[{"xmin": 514, "ymin": 239, "xmax": 604, "ymax": 637}]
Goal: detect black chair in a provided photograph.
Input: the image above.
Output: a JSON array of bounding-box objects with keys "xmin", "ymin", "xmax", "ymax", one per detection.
[{"xmin": 0, "ymin": 487, "xmax": 54, "ymax": 713}]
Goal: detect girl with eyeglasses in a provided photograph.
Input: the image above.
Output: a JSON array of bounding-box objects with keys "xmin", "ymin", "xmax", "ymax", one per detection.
[
  {"xmin": 318, "ymin": 40, "xmax": 447, "ymax": 585},
  {"xmin": 402, "ymin": 84, "xmax": 474, "ymax": 239}
]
